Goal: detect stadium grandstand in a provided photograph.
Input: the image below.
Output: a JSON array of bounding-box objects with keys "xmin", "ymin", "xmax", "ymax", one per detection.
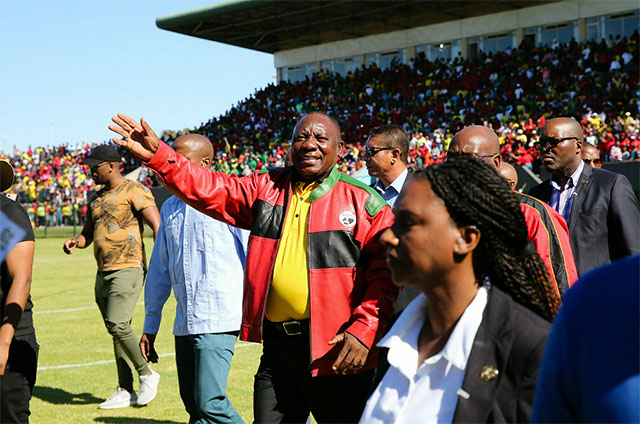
[
  {"xmin": 156, "ymin": 0, "xmax": 638, "ymax": 82},
  {"xmin": 1, "ymin": 0, "xmax": 638, "ymax": 225}
]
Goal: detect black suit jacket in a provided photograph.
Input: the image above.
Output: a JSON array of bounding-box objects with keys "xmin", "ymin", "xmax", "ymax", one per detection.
[
  {"xmin": 529, "ymin": 165, "xmax": 640, "ymax": 276},
  {"xmin": 375, "ymin": 286, "xmax": 551, "ymax": 423}
]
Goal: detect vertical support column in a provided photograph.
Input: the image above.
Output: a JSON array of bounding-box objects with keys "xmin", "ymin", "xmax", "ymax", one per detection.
[
  {"xmin": 276, "ymin": 67, "xmax": 282, "ymax": 83},
  {"xmin": 405, "ymin": 46, "xmax": 416, "ymax": 64},
  {"xmin": 578, "ymin": 18, "xmax": 586, "ymax": 42},
  {"xmin": 516, "ymin": 28, "xmax": 524, "ymax": 47},
  {"xmin": 460, "ymin": 37, "xmax": 468, "ymax": 59},
  {"xmin": 359, "ymin": 54, "xmax": 365, "ymax": 69}
]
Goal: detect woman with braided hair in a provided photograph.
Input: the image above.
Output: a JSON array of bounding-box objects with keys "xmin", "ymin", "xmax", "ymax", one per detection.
[{"xmin": 359, "ymin": 156, "xmax": 554, "ymax": 424}]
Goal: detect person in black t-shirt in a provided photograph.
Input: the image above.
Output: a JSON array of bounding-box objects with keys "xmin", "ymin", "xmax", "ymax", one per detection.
[{"xmin": 0, "ymin": 160, "xmax": 37, "ymax": 424}]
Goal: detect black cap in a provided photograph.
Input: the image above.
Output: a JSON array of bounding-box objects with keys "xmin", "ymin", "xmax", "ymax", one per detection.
[{"xmin": 81, "ymin": 145, "xmax": 121, "ymax": 167}]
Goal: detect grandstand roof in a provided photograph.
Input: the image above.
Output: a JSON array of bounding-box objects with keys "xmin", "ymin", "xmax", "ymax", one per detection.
[{"xmin": 156, "ymin": 0, "xmax": 560, "ymax": 54}]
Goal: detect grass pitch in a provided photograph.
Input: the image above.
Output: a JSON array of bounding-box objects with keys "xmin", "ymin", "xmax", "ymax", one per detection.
[{"xmin": 30, "ymin": 235, "xmax": 261, "ymax": 423}]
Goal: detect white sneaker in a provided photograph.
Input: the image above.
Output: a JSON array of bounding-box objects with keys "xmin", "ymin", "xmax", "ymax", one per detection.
[
  {"xmin": 137, "ymin": 369, "xmax": 160, "ymax": 405},
  {"xmin": 99, "ymin": 387, "xmax": 137, "ymax": 409}
]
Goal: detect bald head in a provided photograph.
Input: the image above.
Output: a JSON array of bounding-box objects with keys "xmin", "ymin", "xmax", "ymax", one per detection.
[
  {"xmin": 543, "ymin": 118, "xmax": 584, "ymax": 141},
  {"xmin": 448, "ymin": 125, "xmax": 501, "ymax": 168},
  {"xmin": 540, "ymin": 117, "xmax": 584, "ymax": 177},
  {"xmin": 174, "ymin": 134, "xmax": 214, "ymax": 168},
  {"xmin": 497, "ymin": 162, "xmax": 518, "ymax": 190}
]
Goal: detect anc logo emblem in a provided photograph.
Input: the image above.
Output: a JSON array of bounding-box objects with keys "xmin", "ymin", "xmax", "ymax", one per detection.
[{"xmin": 339, "ymin": 210, "xmax": 356, "ymax": 227}]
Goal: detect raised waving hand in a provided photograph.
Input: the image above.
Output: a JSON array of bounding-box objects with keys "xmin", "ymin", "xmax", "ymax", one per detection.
[{"xmin": 109, "ymin": 114, "xmax": 161, "ymax": 161}]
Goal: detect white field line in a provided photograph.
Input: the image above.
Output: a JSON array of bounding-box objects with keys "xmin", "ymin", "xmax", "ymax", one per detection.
[
  {"xmin": 35, "ymin": 302, "xmax": 144, "ymax": 315},
  {"xmin": 37, "ymin": 343, "xmax": 258, "ymax": 371}
]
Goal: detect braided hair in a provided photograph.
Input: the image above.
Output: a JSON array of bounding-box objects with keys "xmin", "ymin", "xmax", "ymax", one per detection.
[{"xmin": 418, "ymin": 156, "xmax": 559, "ymax": 321}]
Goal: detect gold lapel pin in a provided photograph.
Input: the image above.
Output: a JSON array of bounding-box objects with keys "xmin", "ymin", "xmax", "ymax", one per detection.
[
  {"xmin": 480, "ymin": 365, "xmax": 499, "ymax": 382},
  {"xmin": 581, "ymin": 179, "xmax": 587, "ymax": 184}
]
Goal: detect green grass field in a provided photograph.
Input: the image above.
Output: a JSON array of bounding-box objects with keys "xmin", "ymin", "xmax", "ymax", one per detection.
[{"xmin": 30, "ymin": 232, "xmax": 262, "ymax": 423}]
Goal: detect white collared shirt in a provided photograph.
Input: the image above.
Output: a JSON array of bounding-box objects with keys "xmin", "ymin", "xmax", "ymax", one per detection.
[
  {"xmin": 550, "ymin": 160, "xmax": 584, "ymax": 218},
  {"xmin": 373, "ymin": 168, "xmax": 409, "ymax": 207},
  {"xmin": 359, "ymin": 287, "xmax": 488, "ymax": 424}
]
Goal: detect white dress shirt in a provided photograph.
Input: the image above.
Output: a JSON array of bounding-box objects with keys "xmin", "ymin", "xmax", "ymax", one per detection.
[
  {"xmin": 359, "ymin": 286, "xmax": 488, "ymax": 424},
  {"xmin": 550, "ymin": 160, "xmax": 584, "ymax": 220},
  {"xmin": 373, "ymin": 168, "xmax": 409, "ymax": 207}
]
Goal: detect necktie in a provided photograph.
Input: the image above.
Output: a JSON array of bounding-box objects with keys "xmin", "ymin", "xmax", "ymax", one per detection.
[{"xmin": 560, "ymin": 179, "xmax": 575, "ymax": 224}]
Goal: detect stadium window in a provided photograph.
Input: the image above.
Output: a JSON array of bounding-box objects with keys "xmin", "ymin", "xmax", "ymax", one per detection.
[
  {"xmin": 527, "ymin": 21, "xmax": 577, "ymax": 47},
  {"xmin": 416, "ymin": 40, "xmax": 459, "ymax": 62},
  {"xmin": 305, "ymin": 63, "xmax": 316, "ymax": 79},
  {"xmin": 344, "ymin": 57, "xmax": 360, "ymax": 74},
  {"xmin": 605, "ymin": 11, "xmax": 639, "ymax": 39},
  {"xmin": 364, "ymin": 51, "xmax": 403, "ymax": 70},
  {"xmin": 321, "ymin": 56, "xmax": 359, "ymax": 76},
  {"xmin": 586, "ymin": 17, "xmax": 600, "ymax": 41},
  {"xmin": 621, "ymin": 11, "xmax": 639, "ymax": 37},
  {"xmin": 430, "ymin": 43, "xmax": 451, "ymax": 61},
  {"xmin": 468, "ymin": 32, "xmax": 514, "ymax": 55},
  {"xmin": 281, "ymin": 63, "xmax": 316, "ymax": 83},
  {"xmin": 364, "ymin": 53, "xmax": 378, "ymax": 68},
  {"xmin": 604, "ymin": 18, "xmax": 623, "ymax": 40},
  {"xmin": 586, "ymin": 12, "xmax": 638, "ymax": 42}
]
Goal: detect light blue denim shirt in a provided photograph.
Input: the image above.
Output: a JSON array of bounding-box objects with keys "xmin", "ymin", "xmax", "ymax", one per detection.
[{"xmin": 143, "ymin": 196, "xmax": 248, "ymax": 336}]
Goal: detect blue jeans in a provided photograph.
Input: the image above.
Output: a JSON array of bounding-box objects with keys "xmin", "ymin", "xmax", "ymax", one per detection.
[{"xmin": 175, "ymin": 332, "xmax": 243, "ymax": 424}]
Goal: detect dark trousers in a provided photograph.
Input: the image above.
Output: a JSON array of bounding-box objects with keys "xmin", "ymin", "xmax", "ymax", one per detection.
[
  {"xmin": 253, "ymin": 320, "xmax": 374, "ymax": 424},
  {"xmin": 0, "ymin": 333, "xmax": 38, "ymax": 424}
]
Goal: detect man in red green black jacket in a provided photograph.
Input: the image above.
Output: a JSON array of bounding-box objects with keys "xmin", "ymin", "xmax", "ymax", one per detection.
[{"xmin": 110, "ymin": 112, "xmax": 398, "ymax": 423}]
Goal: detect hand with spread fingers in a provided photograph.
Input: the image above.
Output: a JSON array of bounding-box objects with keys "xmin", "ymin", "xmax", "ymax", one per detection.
[
  {"xmin": 328, "ymin": 331, "xmax": 369, "ymax": 375},
  {"xmin": 108, "ymin": 114, "xmax": 161, "ymax": 162}
]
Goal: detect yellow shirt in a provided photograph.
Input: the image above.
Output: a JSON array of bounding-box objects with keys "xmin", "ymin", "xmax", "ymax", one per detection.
[{"xmin": 266, "ymin": 181, "xmax": 318, "ymax": 322}]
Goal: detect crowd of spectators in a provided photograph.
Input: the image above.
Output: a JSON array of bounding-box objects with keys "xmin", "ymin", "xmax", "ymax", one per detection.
[
  {"xmin": 2, "ymin": 31, "xmax": 638, "ymax": 226},
  {"xmin": 192, "ymin": 30, "xmax": 639, "ymax": 176},
  {"xmin": 0, "ymin": 142, "xmax": 154, "ymax": 227}
]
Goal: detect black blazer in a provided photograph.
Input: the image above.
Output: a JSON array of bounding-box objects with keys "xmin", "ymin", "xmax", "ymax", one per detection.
[
  {"xmin": 376, "ymin": 286, "xmax": 551, "ymax": 423},
  {"xmin": 529, "ymin": 165, "xmax": 640, "ymax": 276}
]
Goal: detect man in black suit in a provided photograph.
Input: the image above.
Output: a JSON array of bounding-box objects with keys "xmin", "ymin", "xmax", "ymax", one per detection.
[{"xmin": 530, "ymin": 117, "xmax": 640, "ymax": 276}]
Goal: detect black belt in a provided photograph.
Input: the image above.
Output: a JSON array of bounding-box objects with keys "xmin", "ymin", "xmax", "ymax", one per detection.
[{"xmin": 264, "ymin": 319, "xmax": 310, "ymax": 337}]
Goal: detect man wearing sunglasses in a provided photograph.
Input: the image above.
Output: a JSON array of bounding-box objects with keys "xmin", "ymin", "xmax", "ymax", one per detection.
[
  {"xmin": 530, "ymin": 117, "xmax": 639, "ymax": 276},
  {"xmin": 363, "ymin": 125, "xmax": 410, "ymax": 208},
  {"xmin": 582, "ymin": 142, "xmax": 602, "ymax": 168},
  {"xmin": 446, "ymin": 125, "xmax": 577, "ymax": 299},
  {"xmin": 363, "ymin": 125, "xmax": 418, "ymax": 315}
]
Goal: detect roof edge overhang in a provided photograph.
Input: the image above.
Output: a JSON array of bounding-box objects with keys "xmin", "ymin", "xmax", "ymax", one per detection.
[{"xmin": 156, "ymin": 0, "xmax": 270, "ymax": 32}]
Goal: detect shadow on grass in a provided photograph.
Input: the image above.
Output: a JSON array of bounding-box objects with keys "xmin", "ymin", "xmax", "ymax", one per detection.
[
  {"xmin": 33, "ymin": 385, "xmax": 102, "ymax": 405},
  {"xmin": 95, "ymin": 418, "xmax": 183, "ymax": 424}
]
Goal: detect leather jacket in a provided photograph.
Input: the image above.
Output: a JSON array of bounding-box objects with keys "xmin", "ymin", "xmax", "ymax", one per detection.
[{"xmin": 146, "ymin": 142, "xmax": 398, "ymax": 376}]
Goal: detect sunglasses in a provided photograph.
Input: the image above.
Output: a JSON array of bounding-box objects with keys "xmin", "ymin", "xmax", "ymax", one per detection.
[
  {"xmin": 89, "ymin": 162, "xmax": 109, "ymax": 171},
  {"xmin": 584, "ymin": 158, "xmax": 601, "ymax": 166},
  {"xmin": 535, "ymin": 136, "xmax": 579, "ymax": 151},
  {"xmin": 363, "ymin": 146, "xmax": 394, "ymax": 157}
]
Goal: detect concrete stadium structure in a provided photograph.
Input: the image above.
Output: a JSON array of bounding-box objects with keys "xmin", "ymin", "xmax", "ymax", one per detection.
[{"xmin": 157, "ymin": 0, "xmax": 639, "ymax": 83}]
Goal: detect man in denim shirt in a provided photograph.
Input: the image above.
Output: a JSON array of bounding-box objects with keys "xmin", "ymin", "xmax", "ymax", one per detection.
[{"xmin": 140, "ymin": 135, "xmax": 248, "ymax": 423}]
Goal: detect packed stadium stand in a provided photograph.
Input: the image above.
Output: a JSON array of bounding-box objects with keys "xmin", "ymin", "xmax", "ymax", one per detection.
[{"xmin": 2, "ymin": 0, "xmax": 638, "ymax": 224}]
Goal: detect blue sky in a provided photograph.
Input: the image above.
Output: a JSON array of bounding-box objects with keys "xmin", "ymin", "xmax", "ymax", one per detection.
[{"xmin": 0, "ymin": 0, "xmax": 274, "ymax": 153}]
